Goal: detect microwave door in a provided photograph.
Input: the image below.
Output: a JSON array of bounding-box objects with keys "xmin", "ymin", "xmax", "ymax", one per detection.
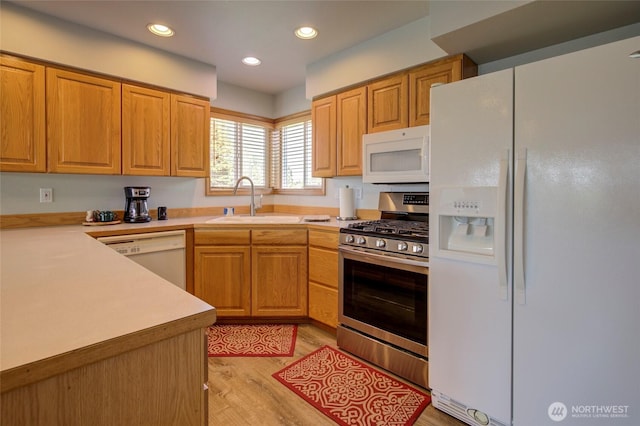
[{"xmin": 362, "ymin": 125, "xmax": 429, "ymax": 183}]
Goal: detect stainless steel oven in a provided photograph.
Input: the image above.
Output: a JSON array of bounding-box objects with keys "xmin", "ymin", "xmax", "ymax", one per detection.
[{"xmin": 337, "ymin": 192, "xmax": 430, "ymax": 389}]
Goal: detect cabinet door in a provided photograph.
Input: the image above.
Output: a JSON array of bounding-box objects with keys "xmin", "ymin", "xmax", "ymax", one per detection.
[
  {"xmin": 308, "ymin": 229, "xmax": 339, "ymax": 328},
  {"xmin": 309, "ymin": 283, "xmax": 338, "ymax": 328},
  {"xmin": 195, "ymin": 246, "xmax": 251, "ymax": 317},
  {"xmin": 0, "ymin": 56, "xmax": 46, "ymax": 172},
  {"xmin": 252, "ymin": 246, "xmax": 308, "ymax": 317},
  {"xmin": 171, "ymin": 94, "xmax": 210, "ymax": 177},
  {"xmin": 311, "ymin": 95, "xmax": 336, "ymax": 177},
  {"xmin": 410, "ymin": 60, "xmax": 462, "ymax": 127},
  {"xmin": 47, "ymin": 68, "xmax": 121, "ymax": 174},
  {"xmin": 336, "ymin": 86, "xmax": 366, "ymax": 176},
  {"xmin": 122, "ymin": 84, "xmax": 170, "ymax": 176},
  {"xmin": 367, "ymin": 74, "xmax": 408, "ymax": 133}
]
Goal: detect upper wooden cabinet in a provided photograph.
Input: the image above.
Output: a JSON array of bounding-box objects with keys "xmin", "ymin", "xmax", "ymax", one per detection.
[
  {"xmin": 1, "ymin": 54, "xmax": 210, "ymax": 177},
  {"xmin": 336, "ymin": 86, "xmax": 366, "ymax": 176},
  {"xmin": 367, "ymin": 74, "xmax": 409, "ymax": 133},
  {"xmin": 122, "ymin": 84, "xmax": 171, "ymax": 176},
  {"xmin": 120, "ymin": 89, "xmax": 209, "ymax": 177},
  {"xmin": 312, "ymin": 86, "xmax": 366, "ymax": 178},
  {"xmin": 171, "ymin": 94, "xmax": 210, "ymax": 177},
  {"xmin": 357, "ymin": 54, "xmax": 478, "ymax": 134},
  {"xmin": 311, "ymin": 95, "xmax": 337, "ymax": 178},
  {"xmin": 409, "ymin": 55, "xmax": 478, "ymax": 127},
  {"xmin": 0, "ymin": 56, "xmax": 46, "ymax": 173},
  {"xmin": 47, "ymin": 67, "xmax": 122, "ymax": 174}
]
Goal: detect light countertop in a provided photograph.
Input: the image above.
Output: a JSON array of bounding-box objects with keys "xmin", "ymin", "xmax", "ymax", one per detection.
[
  {"xmin": 0, "ymin": 225, "xmax": 215, "ymax": 385},
  {"xmin": 0, "ymin": 213, "xmax": 353, "ymax": 382}
]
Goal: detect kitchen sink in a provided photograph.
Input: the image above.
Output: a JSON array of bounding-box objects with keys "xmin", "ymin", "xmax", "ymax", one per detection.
[{"xmin": 206, "ymin": 215, "xmax": 301, "ymax": 224}]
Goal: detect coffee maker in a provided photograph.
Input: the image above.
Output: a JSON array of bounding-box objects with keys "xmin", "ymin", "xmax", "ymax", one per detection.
[{"xmin": 124, "ymin": 186, "xmax": 151, "ymax": 223}]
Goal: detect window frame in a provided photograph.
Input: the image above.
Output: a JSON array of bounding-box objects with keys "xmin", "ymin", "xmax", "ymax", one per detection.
[
  {"xmin": 271, "ymin": 111, "xmax": 324, "ymax": 195},
  {"xmin": 206, "ymin": 107, "xmax": 325, "ymax": 196},
  {"xmin": 206, "ymin": 108, "xmax": 274, "ymax": 196}
]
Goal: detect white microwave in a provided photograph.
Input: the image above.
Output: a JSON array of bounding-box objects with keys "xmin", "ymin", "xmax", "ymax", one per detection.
[{"xmin": 362, "ymin": 125, "xmax": 429, "ymax": 184}]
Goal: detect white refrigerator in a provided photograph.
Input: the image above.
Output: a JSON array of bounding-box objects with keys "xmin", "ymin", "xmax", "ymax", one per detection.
[{"xmin": 428, "ymin": 36, "xmax": 640, "ymax": 426}]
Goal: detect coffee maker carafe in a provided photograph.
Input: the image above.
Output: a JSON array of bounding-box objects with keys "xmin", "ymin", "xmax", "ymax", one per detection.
[{"xmin": 124, "ymin": 186, "xmax": 151, "ymax": 223}]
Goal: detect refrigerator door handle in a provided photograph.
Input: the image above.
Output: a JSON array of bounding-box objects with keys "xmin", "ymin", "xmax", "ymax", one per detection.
[
  {"xmin": 514, "ymin": 147, "xmax": 527, "ymax": 304},
  {"xmin": 497, "ymin": 149, "xmax": 509, "ymax": 300}
]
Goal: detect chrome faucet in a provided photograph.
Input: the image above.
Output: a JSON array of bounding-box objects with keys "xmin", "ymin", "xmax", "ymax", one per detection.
[{"xmin": 233, "ymin": 176, "xmax": 257, "ymax": 216}]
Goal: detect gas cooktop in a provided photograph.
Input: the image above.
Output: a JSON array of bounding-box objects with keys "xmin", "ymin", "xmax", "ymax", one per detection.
[
  {"xmin": 344, "ymin": 219, "xmax": 428, "ymax": 241},
  {"xmin": 339, "ymin": 192, "xmax": 429, "ymax": 259}
]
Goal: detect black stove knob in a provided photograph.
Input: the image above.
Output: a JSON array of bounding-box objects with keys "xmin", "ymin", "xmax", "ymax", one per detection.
[
  {"xmin": 398, "ymin": 242, "xmax": 408, "ymax": 251},
  {"xmin": 375, "ymin": 239, "xmax": 386, "ymax": 248},
  {"xmin": 356, "ymin": 236, "xmax": 366, "ymax": 245},
  {"xmin": 345, "ymin": 235, "xmax": 355, "ymax": 244},
  {"xmin": 411, "ymin": 244, "xmax": 424, "ymax": 254}
]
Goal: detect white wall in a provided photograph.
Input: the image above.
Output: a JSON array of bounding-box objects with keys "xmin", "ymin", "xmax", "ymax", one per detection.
[
  {"xmin": 0, "ymin": 2, "xmax": 217, "ymax": 99},
  {"xmin": 274, "ymin": 85, "xmax": 311, "ymax": 118},
  {"xmin": 305, "ymin": 16, "xmax": 446, "ymax": 99},
  {"xmin": 211, "ymin": 81, "xmax": 275, "ymax": 117},
  {"xmin": 479, "ymin": 22, "xmax": 640, "ymax": 74},
  {"xmin": 428, "ymin": 0, "xmax": 528, "ymax": 40}
]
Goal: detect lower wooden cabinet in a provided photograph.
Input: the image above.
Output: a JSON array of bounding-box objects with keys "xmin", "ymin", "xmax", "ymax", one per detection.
[
  {"xmin": 195, "ymin": 245, "xmax": 251, "ymax": 317},
  {"xmin": 308, "ymin": 228, "xmax": 340, "ymax": 328},
  {"xmin": 1, "ymin": 327, "xmax": 210, "ymax": 426},
  {"xmin": 252, "ymin": 245, "xmax": 308, "ymax": 317},
  {"xmin": 194, "ymin": 228, "xmax": 308, "ymax": 318},
  {"xmin": 194, "ymin": 229, "xmax": 251, "ymax": 317}
]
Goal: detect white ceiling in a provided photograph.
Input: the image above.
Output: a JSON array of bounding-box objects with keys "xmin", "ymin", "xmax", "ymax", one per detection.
[{"xmin": 10, "ymin": 0, "xmax": 430, "ymax": 94}]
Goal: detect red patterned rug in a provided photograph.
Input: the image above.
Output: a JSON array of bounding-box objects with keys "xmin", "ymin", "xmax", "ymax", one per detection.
[
  {"xmin": 273, "ymin": 345, "xmax": 431, "ymax": 426},
  {"xmin": 207, "ymin": 324, "xmax": 297, "ymax": 357}
]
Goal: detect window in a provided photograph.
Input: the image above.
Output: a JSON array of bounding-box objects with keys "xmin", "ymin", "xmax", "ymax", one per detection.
[
  {"xmin": 208, "ymin": 108, "xmax": 323, "ymax": 195},
  {"xmin": 271, "ymin": 113, "xmax": 323, "ymax": 193},
  {"xmin": 208, "ymin": 109, "xmax": 271, "ymax": 194}
]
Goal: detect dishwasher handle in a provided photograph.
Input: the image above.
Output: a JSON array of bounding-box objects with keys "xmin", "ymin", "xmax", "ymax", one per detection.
[{"xmin": 97, "ymin": 230, "xmax": 185, "ymax": 256}]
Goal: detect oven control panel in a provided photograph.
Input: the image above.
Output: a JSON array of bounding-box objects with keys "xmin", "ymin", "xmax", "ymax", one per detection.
[
  {"xmin": 403, "ymin": 193, "xmax": 429, "ymax": 205},
  {"xmin": 339, "ymin": 233, "xmax": 429, "ymax": 259}
]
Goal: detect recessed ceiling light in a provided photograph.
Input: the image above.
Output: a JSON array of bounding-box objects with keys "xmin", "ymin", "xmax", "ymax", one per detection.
[
  {"xmin": 242, "ymin": 56, "xmax": 262, "ymax": 66},
  {"xmin": 147, "ymin": 23, "xmax": 174, "ymax": 37},
  {"xmin": 630, "ymin": 50, "xmax": 640, "ymax": 59},
  {"xmin": 295, "ymin": 26, "xmax": 318, "ymax": 40}
]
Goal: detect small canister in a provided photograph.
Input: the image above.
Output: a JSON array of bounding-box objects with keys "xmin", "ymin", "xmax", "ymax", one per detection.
[
  {"xmin": 224, "ymin": 207, "xmax": 235, "ymax": 216},
  {"xmin": 158, "ymin": 206, "xmax": 167, "ymax": 220}
]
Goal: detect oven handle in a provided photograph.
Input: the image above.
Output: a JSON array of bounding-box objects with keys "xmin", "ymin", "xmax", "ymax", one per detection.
[{"xmin": 339, "ymin": 245, "xmax": 429, "ymax": 272}]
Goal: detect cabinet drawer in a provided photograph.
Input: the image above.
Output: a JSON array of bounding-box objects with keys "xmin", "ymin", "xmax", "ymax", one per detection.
[
  {"xmin": 252, "ymin": 229, "xmax": 307, "ymax": 245},
  {"xmin": 194, "ymin": 229, "xmax": 250, "ymax": 245},
  {"xmin": 309, "ymin": 247, "xmax": 338, "ymax": 288},
  {"xmin": 308, "ymin": 229, "xmax": 339, "ymax": 250},
  {"xmin": 309, "ymin": 282, "xmax": 338, "ymax": 328}
]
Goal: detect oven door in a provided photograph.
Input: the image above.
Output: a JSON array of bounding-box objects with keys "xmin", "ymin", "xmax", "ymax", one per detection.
[{"xmin": 339, "ymin": 245, "xmax": 428, "ymax": 357}]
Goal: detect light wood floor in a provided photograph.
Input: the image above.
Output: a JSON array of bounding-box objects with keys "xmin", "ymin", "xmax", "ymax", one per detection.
[{"xmin": 207, "ymin": 324, "xmax": 465, "ymax": 425}]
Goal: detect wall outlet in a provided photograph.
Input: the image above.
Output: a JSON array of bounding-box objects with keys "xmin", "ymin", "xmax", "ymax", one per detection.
[
  {"xmin": 39, "ymin": 188, "xmax": 53, "ymax": 203},
  {"xmin": 354, "ymin": 187, "xmax": 362, "ymax": 200}
]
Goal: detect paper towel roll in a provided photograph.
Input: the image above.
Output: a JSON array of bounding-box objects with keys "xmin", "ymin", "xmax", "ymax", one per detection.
[{"xmin": 338, "ymin": 187, "xmax": 356, "ymax": 220}]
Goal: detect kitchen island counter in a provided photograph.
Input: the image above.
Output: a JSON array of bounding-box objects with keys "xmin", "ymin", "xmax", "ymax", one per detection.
[{"xmin": 0, "ymin": 225, "xmax": 217, "ymax": 425}]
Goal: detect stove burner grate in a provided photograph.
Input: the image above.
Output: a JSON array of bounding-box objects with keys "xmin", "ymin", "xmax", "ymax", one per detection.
[{"xmin": 347, "ymin": 220, "xmax": 428, "ymax": 235}]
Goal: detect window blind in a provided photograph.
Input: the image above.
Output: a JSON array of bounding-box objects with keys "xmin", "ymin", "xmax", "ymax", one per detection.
[
  {"xmin": 272, "ymin": 118, "xmax": 321, "ymax": 190},
  {"xmin": 210, "ymin": 118, "xmax": 268, "ymax": 189}
]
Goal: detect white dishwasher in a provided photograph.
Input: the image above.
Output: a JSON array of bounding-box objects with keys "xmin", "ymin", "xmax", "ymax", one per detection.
[{"xmin": 97, "ymin": 230, "xmax": 186, "ymax": 290}]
